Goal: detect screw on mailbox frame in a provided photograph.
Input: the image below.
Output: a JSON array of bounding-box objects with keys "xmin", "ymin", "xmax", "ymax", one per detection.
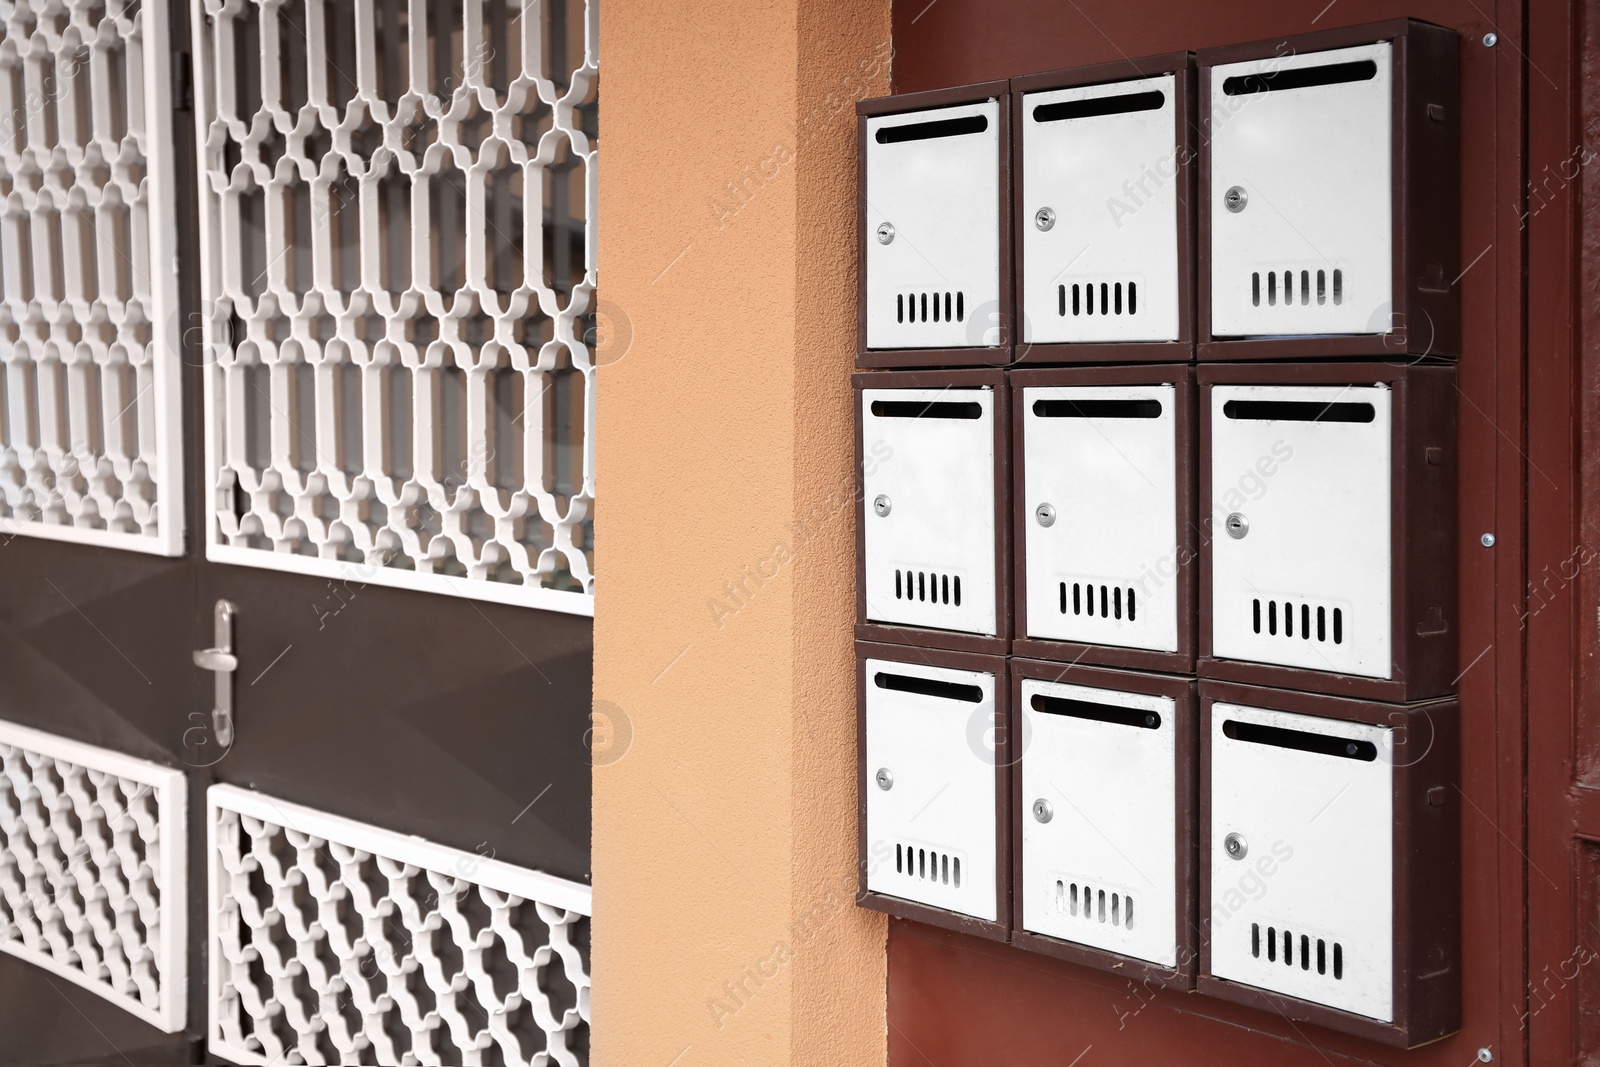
[
  {"xmin": 1225, "ymin": 512, "xmax": 1249, "ymax": 539},
  {"xmin": 1032, "ymin": 798, "xmax": 1053, "ymax": 823},
  {"xmin": 873, "ymin": 494, "xmax": 892, "ymax": 517},
  {"xmin": 1477, "ymin": 1049, "xmax": 1493, "ymax": 1062},
  {"xmin": 1224, "ymin": 832, "xmax": 1248, "ymax": 859},
  {"xmin": 1481, "ymin": 532, "xmax": 1496, "ymax": 547},
  {"xmin": 875, "ymin": 767, "xmax": 893, "ymax": 790},
  {"xmin": 1224, "ymin": 186, "xmax": 1248, "ymax": 213},
  {"xmin": 1034, "ymin": 207, "xmax": 1056, "ymax": 232},
  {"xmin": 1036, "ymin": 503, "xmax": 1056, "ymax": 528},
  {"xmin": 1482, "ymin": 32, "xmax": 1498, "ymax": 46},
  {"xmin": 876, "ymin": 222, "xmax": 895, "ymax": 245}
]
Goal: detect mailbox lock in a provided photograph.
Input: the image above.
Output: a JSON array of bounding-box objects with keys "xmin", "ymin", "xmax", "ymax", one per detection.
[
  {"xmin": 1225, "ymin": 512, "xmax": 1249, "ymax": 539},
  {"xmin": 1224, "ymin": 185, "xmax": 1249, "ymax": 213},
  {"xmin": 1224, "ymin": 832, "xmax": 1248, "ymax": 860},
  {"xmin": 873, "ymin": 494, "xmax": 892, "ymax": 517},
  {"xmin": 1035, "ymin": 503, "xmax": 1056, "ymax": 527},
  {"xmin": 1032, "ymin": 798, "xmax": 1054, "ymax": 823},
  {"xmin": 876, "ymin": 222, "xmax": 896, "ymax": 245},
  {"xmin": 1034, "ymin": 207, "xmax": 1056, "ymax": 232},
  {"xmin": 875, "ymin": 767, "xmax": 894, "ymax": 790}
]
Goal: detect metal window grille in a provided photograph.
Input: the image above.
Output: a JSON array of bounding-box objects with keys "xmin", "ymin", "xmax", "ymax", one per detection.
[
  {"xmin": 0, "ymin": 0, "xmax": 185, "ymax": 555},
  {"xmin": 208, "ymin": 784, "xmax": 591, "ymax": 1066},
  {"xmin": 192, "ymin": 0, "xmax": 597, "ymax": 613},
  {"xmin": 0, "ymin": 719, "xmax": 188, "ymax": 1032}
]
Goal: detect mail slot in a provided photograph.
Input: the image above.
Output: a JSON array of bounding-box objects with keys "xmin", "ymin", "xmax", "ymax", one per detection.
[
  {"xmin": 1199, "ymin": 20, "xmax": 1458, "ymax": 359},
  {"xmin": 1200, "ymin": 681, "xmax": 1459, "ymax": 1047},
  {"xmin": 1199, "ymin": 363, "xmax": 1456, "ymax": 702},
  {"xmin": 1012, "ymin": 366, "xmax": 1195, "ymax": 673},
  {"xmin": 858, "ymin": 82, "xmax": 1011, "ymax": 366},
  {"xmin": 855, "ymin": 369, "xmax": 1010, "ymax": 655},
  {"xmin": 1013, "ymin": 54, "xmax": 1195, "ymax": 362},
  {"xmin": 1011, "ymin": 661, "xmax": 1195, "ymax": 986},
  {"xmin": 858, "ymin": 643, "xmax": 1009, "ymax": 939}
]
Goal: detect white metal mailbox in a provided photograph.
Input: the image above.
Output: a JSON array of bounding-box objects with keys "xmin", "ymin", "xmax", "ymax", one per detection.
[
  {"xmin": 1207, "ymin": 700, "xmax": 1393, "ymax": 1020},
  {"xmin": 1019, "ymin": 71, "xmax": 1185, "ymax": 347},
  {"xmin": 1021, "ymin": 380, "xmax": 1182, "ymax": 658},
  {"xmin": 1019, "ymin": 677, "xmax": 1179, "ymax": 968},
  {"xmin": 1207, "ymin": 382, "xmax": 1392, "ymax": 679},
  {"xmin": 859, "ymin": 378, "xmax": 1000, "ymax": 638},
  {"xmin": 1207, "ymin": 42, "xmax": 1394, "ymax": 338},
  {"xmin": 862, "ymin": 91, "xmax": 1005, "ymax": 353},
  {"xmin": 862, "ymin": 653, "xmax": 1001, "ymax": 926}
]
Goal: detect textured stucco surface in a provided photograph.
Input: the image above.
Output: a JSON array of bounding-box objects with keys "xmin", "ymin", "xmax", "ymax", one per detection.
[{"xmin": 593, "ymin": 2, "xmax": 890, "ymax": 1063}]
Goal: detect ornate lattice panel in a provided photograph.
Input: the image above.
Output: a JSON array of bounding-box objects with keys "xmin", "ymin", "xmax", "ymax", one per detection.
[
  {"xmin": 208, "ymin": 784, "xmax": 591, "ymax": 1066},
  {"xmin": 0, "ymin": 0, "xmax": 185, "ymax": 554},
  {"xmin": 191, "ymin": 0, "xmax": 597, "ymax": 613},
  {"xmin": 0, "ymin": 718, "xmax": 188, "ymax": 1032}
]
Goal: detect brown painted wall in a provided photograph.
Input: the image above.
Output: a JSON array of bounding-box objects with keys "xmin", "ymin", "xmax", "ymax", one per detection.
[
  {"xmin": 887, "ymin": 1, "xmax": 1530, "ymax": 1065},
  {"xmin": 592, "ymin": 1, "xmax": 891, "ymax": 1064}
]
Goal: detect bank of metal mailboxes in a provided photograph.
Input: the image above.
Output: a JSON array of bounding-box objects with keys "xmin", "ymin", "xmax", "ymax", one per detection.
[
  {"xmin": 855, "ymin": 370, "xmax": 1010, "ymax": 654},
  {"xmin": 1014, "ymin": 55, "xmax": 1195, "ymax": 362},
  {"xmin": 1200, "ymin": 681, "xmax": 1459, "ymax": 1047},
  {"xmin": 1199, "ymin": 21, "xmax": 1459, "ymax": 359},
  {"xmin": 1199, "ymin": 363, "xmax": 1456, "ymax": 702},
  {"xmin": 858, "ymin": 83, "xmax": 1011, "ymax": 366},
  {"xmin": 857, "ymin": 644, "xmax": 1009, "ymax": 939},
  {"xmin": 1010, "ymin": 662, "xmax": 1195, "ymax": 985},
  {"xmin": 1012, "ymin": 367, "xmax": 1196, "ymax": 673}
]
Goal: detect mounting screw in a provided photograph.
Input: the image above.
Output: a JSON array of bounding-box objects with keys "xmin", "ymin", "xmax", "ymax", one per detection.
[
  {"xmin": 875, "ymin": 767, "xmax": 893, "ymax": 791},
  {"xmin": 1035, "ymin": 206, "xmax": 1056, "ymax": 231},
  {"xmin": 1477, "ymin": 1049, "xmax": 1493, "ymax": 1063},
  {"xmin": 1482, "ymin": 32, "xmax": 1498, "ymax": 47},
  {"xmin": 1224, "ymin": 832, "xmax": 1248, "ymax": 860},
  {"xmin": 1225, "ymin": 512, "xmax": 1249, "ymax": 539},
  {"xmin": 874, "ymin": 494, "xmax": 892, "ymax": 517},
  {"xmin": 1224, "ymin": 185, "xmax": 1248, "ymax": 213},
  {"xmin": 876, "ymin": 222, "xmax": 895, "ymax": 245},
  {"xmin": 1036, "ymin": 503, "xmax": 1056, "ymax": 527},
  {"xmin": 1481, "ymin": 532, "xmax": 1496, "ymax": 547},
  {"xmin": 1032, "ymin": 798, "xmax": 1053, "ymax": 823}
]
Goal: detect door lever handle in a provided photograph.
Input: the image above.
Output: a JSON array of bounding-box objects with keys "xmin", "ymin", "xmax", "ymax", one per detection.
[{"xmin": 193, "ymin": 600, "xmax": 238, "ymax": 747}]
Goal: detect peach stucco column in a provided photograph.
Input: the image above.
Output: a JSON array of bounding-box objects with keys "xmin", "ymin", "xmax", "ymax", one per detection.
[{"xmin": 593, "ymin": 1, "xmax": 892, "ymax": 1064}]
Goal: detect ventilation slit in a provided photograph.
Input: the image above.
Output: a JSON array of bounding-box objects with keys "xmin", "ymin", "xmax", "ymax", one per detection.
[
  {"xmin": 1301, "ymin": 603, "xmax": 1311, "ymax": 640},
  {"xmin": 1285, "ymin": 600, "xmax": 1293, "ymax": 638},
  {"xmin": 1100, "ymin": 283, "xmax": 1109, "ymax": 316},
  {"xmin": 1058, "ymin": 284, "xmax": 1066, "ymax": 317},
  {"xmin": 1269, "ymin": 600, "xmax": 1277, "ymax": 635},
  {"xmin": 1072, "ymin": 284, "xmax": 1081, "ymax": 316},
  {"xmin": 918, "ymin": 572, "xmax": 925, "ymax": 602},
  {"xmin": 1100, "ymin": 584, "xmax": 1109, "ymax": 618},
  {"xmin": 1283, "ymin": 271, "xmax": 1292, "ymax": 304},
  {"xmin": 1125, "ymin": 895, "xmax": 1133, "ymax": 928},
  {"xmin": 1059, "ymin": 582, "xmax": 1067, "ymax": 615},
  {"xmin": 954, "ymin": 576, "xmax": 961, "ymax": 606},
  {"xmin": 896, "ymin": 844, "xmax": 902, "ymax": 874},
  {"xmin": 1334, "ymin": 943, "xmax": 1343, "ymax": 979},
  {"xmin": 894, "ymin": 570, "xmax": 902, "ymax": 599},
  {"xmin": 1267, "ymin": 926, "xmax": 1277, "ymax": 962},
  {"xmin": 1128, "ymin": 588, "xmax": 1136, "ymax": 621},
  {"xmin": 1252, "ymin": 923, "xmax": 1261, "ymax": 958},
  {"xmin": 1333, "ymin": 607, "xmax": 1344, "ymax": 644},
  {"xmin": 1252, "ymin": 272, "xmax": 1261, "ymax": 307},
  {"xmin": 945, "ymin": 292, "xmax": 952, "ymax": 322},
  {"xmin": 1333, "ymin": 269, "xmax": 1343, "ymax": 305},
  {"xmin": 1317, "ymin": 939, "xmax": 1327, "ymax": 975},
  {"xmin": 1317, "ymin": 605, "xmax": 1326, "ymax": 641},
  {"xmin": 1086, "ymin": 282, "xmax": 1095, "ymax": 315},
  {"xmin": 897, "ymin": 294, "xmax": 904, "ymax": 323},
  {"xmin": 1129, "ymin": 282, "xmax": 1137, "ymax": 315},
  {"xmin": 1114, "ymin": 587, "xmax": 1122, "ymax": 620},
  {"xmin": 920, "ymin": 293, "xmax": 927, "ymax": 322},
  {"xmin": 1268, "ymin": 271, "xmax": 1277, "ymax": 306},
  {"xmin": 1283, "ymin": 929, "xmax": 1293, "ymax": 967},
  {"xmin": 1300, "ymin": 269, "xmax": 1310, "ymax": 305},
  {"xmin": 1253, "ymin": 598, "xmax": 1261, "ymax": 634},
  {"xmin": 1070, "ymin": 883, "xmax": 1079, "ymax": 916},
  {"xmin": 932, "ymin": 291, "xmax": 940, "ymax": 322},
  {"xmin": 1073, "ymin": 583, "xmax": 1082, "ymax": 616},
  {"xmin": 1317, "ymin": 270, "xmax": 1327, "ymax": 304},
  {"xmin": 941, "ymin": 574, "xmax": 949, "ymax": 605},
  {"xmin": 953, "ymin": 857, "xmax": 960, "ymax": 887},
  {"xmin": 1114, "ymin": 282, "xmax": 1123, "ymax": 315},
  {"xmin": 956, "ymin": 292, "xmax": 964, "ymax": 321},
  {"xmin": 1097, "ymin": 889, "xmax": 1106, "ymax": 923},
  {"xmin": 1301, "ymin": 934, "xmax": 1311, "ymax": 970},
  {"xmin": 942, "ymin": 853, "xmax": 949, "ymax": 884},
  {"xmin": 918, "ymin": 848, "xmax": 925, "ymax": 879}
]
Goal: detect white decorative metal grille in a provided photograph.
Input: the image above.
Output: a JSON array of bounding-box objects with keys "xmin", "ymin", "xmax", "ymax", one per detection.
[
  {"xmin": 0, "ymin": 0, "xmax": 184, "ymax": 554},
  {"xmin": 0, "ymin": 718, "xmax": 188, "ymax": 1032},
  {"xmin": 191, "ymin": 0, "xmax": 597, "ymax": 614},
  {"xmin": 208, "ymin": 784, "xmax": 591, "ymax": 1066}
]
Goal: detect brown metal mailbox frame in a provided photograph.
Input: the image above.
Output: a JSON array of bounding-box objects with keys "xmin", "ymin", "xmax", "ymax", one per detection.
[
  {"xmin": 854, "ymin": 368, "xmax": 1012, "ymax": 657},
  {"xmin": 1197, "ymin": 361, "xmax": 1458, "ymax": 703},
  {"xmin": 857, "ymin": 81, "xmax": 1015, "ymax": 369},
  {"xmin": 1010, "ymin": 52, "xmax": 1198, "ymax": 365},
  {"xmin": 1010, "ymin": 363, "xmax": 1197, "ymax": 673},
  {"xmin": 1197, "ymin": 680, "xmax": 1461, "ymax": 1049},
  {"xmin": 1009, "ymin": 658, "xmax": 1197, "ymax": 989},
  {"xmin": 856, "ymin": 641, "xmax": 1012, "ymax": 941},
  {"xmin": 1196, "ymin": 19, "xmax": 1460, "ymax": 361}
]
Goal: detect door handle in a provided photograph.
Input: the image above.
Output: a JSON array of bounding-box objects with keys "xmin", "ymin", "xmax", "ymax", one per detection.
[{"xmin": 193, "ymin": 600, "xmax": 238, "ymax": 747}]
